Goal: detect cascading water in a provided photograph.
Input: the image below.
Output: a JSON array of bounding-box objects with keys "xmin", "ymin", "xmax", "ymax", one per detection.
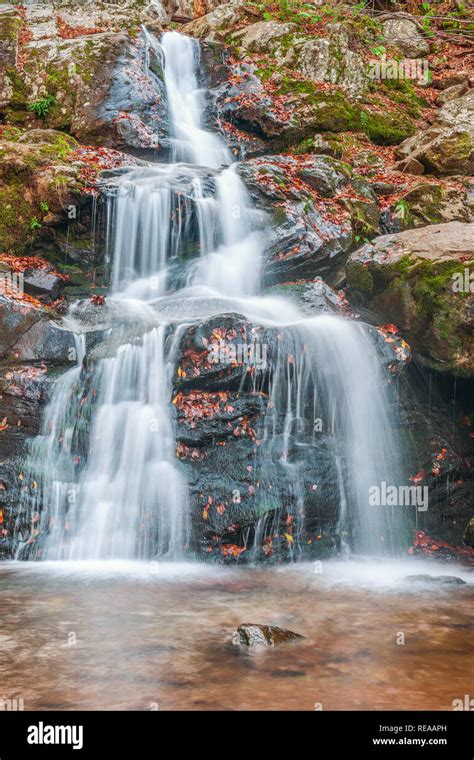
[{"xmin": 17, "ymin": 30, "xmax": 407, "ymax": 562}]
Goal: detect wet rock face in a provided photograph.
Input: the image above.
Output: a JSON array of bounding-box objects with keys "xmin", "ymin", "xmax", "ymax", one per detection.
[
  {"xmin": 92, "ymin": 33, "xmax": 170, "ymax": 152},
  {"xmin": 171, "ymin": 312, "xmax": 409, "ymax": 562},
  {"xmin": 0, "ymin": 293, "xmax": 78, "ymax": 558},
  {"xmin": 346, "ymin": 222, "xmax": 474, "ymax": 377},
  {"xmin": 233, "ymin": 623, "xmax": 305, "ymax": 647},
  {"xmin": 264, "ymin": 278, "xmax": 352, "ymax": 317},
  {"xmin": 238, "ymin": 155, "xmax": 355, "ymax": 284},
  {"xmin": 238, "ymin": 154, "xmax": 384, "ymax": 284},
  {"xmin": 0, "ymin": 366, "xmax": 52, "ymax": 559}
]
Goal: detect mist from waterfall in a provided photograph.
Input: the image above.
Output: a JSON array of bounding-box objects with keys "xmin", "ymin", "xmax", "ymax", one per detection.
[{"xmin": 16, "ymin": 30, "xmax": 407, "ymax": 561}]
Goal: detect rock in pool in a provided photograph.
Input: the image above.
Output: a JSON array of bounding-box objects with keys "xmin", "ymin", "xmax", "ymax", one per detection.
[
  {"xmin": 403, "ymin": 575, "xmax": 467, "ymax": 586},
  {"xmin": 233, "ymin": 624, "xmax": 305, "ymax": 648}
]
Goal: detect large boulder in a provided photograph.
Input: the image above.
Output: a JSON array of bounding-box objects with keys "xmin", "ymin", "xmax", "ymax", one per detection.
[
  {"xmin": 230, "ymin": 20, "xmax": 296, "ymax": 54},
  {"xmin": 0, "ymin": 128, "xmax": 84, "ymax": 253},
  {"xmin": 287, "ymin": 23, "xmax": 370, "ymax": 100},
  {"xmin": 0, "ymin": 127, "xmax": 135, "ymax": 263},
  {"xmin": 382, "ymin": 179, "xmax": 474, "ymax": 232},
  {"xmin": 228, "ymin": 20, "xmax": 369, "ymax": 98},
  {"xmin": 345, "ymin": 222, "xmax": 474, "ymax": 376},
  {"xmin": 382, "ymin": 18, "xmax": 430, "ymax": 58},
  {"xmin": 395, "ymin": 91, "xmax": 474, "ymax": 176},
  {"xmin": 0, "ymin": 295, "xmax": 76, "ymax": 364},
  {"xmin": 214, "ymin": 60, "xmax": 414, "ymax": 149},
  {"xmin": 181, "ymin": 1, "xmax": 249, "ymax": 40},
  {"xmin": 0, "ymin": 8, "xmax": 169, "ymax": 153}
]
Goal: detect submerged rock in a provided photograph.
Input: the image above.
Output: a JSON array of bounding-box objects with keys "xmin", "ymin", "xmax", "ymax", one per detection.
[
  {"xmin": 403, "ymin": 575, "xmax": 466, "ymax": 586},
  {"xmin": 233, "ymin": 624, "xmax": 305, "ymax": 648},
  {"xmin": 264, "ymin": 278, "xmax": 352, "ymax": 317}
]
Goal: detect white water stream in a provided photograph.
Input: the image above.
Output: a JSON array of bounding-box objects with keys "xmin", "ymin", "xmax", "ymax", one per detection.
[{"xmin": 17, "ymin": 31, "xmax": 406, "ymax": 561}]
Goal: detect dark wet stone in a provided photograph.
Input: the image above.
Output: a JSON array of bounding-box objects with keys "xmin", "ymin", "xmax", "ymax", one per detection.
[
  {"xmin": 233, "ymin": 624, "xmax": 305, "ymax": 648},
  {"xmin": 238, "ymin": 156, "xmax": 353, "ymax": 284},
  {"xmin": 403, "ymin": 575, "xmax": 467, "ymax": 586},
  {"xmin": 23, "ymin": 268, "xmax": 64, "ymax": 301}
]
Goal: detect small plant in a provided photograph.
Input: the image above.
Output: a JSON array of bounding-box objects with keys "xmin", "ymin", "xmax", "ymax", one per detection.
[
  {"xmin": 39, "ymin": 202, "xmax": 49, "ymax": 213},
  {"xmin": 27, "ymin": 95, "xmax": 56, "ymax": 119},
  {"xmin": 371, "ymin": 45, "xmax": 386, "ymax": 58},
  {"xmin": 421, "ymin": 2, "xmax": 436, "ymax": 38},
  {"xmin": 359, "ymin": 110, "xmax": 369, "ymax": 134},
  {"xmin": 394, "ymin": 199, "xmax": 410, "ymax": 221},
  {"xmin": 29, "ymin": 216, "xmax": 42, "ymax": 231}
]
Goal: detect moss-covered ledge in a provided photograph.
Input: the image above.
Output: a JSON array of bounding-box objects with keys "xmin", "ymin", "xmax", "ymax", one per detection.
[{"xmin": 345, "ymin": 222, "xmax": 474, "ymax": 377}]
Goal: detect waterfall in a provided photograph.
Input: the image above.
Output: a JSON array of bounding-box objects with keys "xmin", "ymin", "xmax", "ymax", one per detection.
[
  {"xmin": 259, "ymin": 317, "xmax": 405, "ymax": 555},
  {"xmin": 17, "ymin": 30, "xmax": 407, "ymax": 561}
]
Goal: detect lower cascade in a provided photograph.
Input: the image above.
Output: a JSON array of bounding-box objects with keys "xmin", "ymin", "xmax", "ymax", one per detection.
[{"xmin": 16, "ymin": 31, "xmax": 410, "ymax": 562}]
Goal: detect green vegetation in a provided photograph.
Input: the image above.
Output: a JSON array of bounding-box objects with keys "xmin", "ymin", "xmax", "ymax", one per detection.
[
  {"xmin": 29, "ymin": 216, "xmax": 42, "ymax": 231},
  {"xmin": 27, "ymin": 96, "xmax": 57, "ymax": 119}
]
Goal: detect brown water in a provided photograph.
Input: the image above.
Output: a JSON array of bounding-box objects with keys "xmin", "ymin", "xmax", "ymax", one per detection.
[{"xmin": 0, "ymin": 558, "xmax": 472, "ymax": 711}]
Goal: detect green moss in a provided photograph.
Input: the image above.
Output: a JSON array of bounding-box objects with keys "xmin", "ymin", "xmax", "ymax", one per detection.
[
  {"xmin": 28, "ymin": 95, "xmax": 57, "ymax": 119},
  {"xmin": 408, "ymin": 258, "xmax": 474, "ymax": 315},
  {"xmin": 38, "ymin": 133, "xmax": 76, "ymax": 161},
  {"xmin": 254, "ymin": 67, "xmax": 415, "ymax": 145},
  {"xmin": 0, "ymin": 16, "xmax": 21, "ymax": 43},
  {"xmin": 45, "ymin": 65, "xmax": 71, "ymax": 93},
  {"xmin": 291, "ymin": 136, "xmax": 315, "ymax": 154},
  {"xmin": 0, "ymin": 181, "xmax": 32, "ymax": 251},
  {"xmin": 0, "ymin": 126, "xmax": 23, "ymax": 142},
  {"xmin": 377, "ymin": 78, "xmax": 428, "ymax": 119},
  {"xmin": 346, "ymin": 261, "xmax": 374, "ymax": 292},
  {"xmin": 4, "ymin": 67, "xmax": 29, "ymax": 108}
]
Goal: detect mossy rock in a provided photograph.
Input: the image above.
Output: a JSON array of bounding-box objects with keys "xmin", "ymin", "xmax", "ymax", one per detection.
[
  {"xmin": 346, "ymin": 223, "xmax": 474, "ymax": 376},
  {"xmin": 384, "ymin": 181, "xmax": 474, "ymax": 232},
  {"xmin": 0, "ymin": 129, "xmax": 83, "ymax": 253}
]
